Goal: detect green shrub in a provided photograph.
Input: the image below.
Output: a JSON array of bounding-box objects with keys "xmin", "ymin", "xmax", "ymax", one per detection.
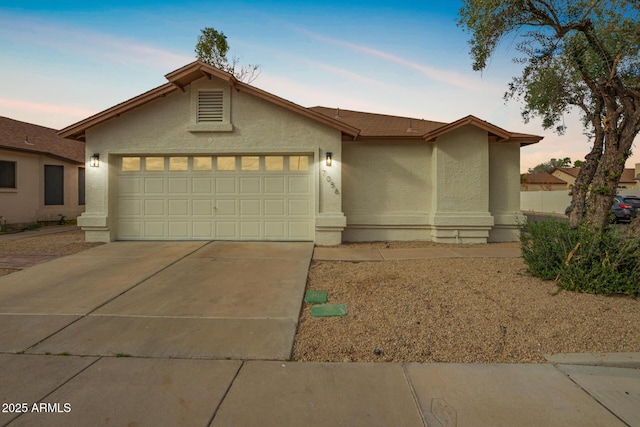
[{"xmin": 520, "ymin": 220, "xmax": 640, "ymax": 296}]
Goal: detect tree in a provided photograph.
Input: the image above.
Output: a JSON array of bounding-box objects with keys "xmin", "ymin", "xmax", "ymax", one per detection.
[
  {"xmin": 458, "ymin": 1, "xmax": 640, "ymax": 235},
  {"xmin": 195, "ymin": 27, "xmax": 260, "ymax": 83},
  {"xmin": 528, "ymin": 157, "xmax": 572, "ymax": 174}
]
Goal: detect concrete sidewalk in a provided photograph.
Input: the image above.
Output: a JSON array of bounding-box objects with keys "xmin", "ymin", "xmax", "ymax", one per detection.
[{"xmin": 1, "ymin": 353, "xmax": 638, "ymax": 426}]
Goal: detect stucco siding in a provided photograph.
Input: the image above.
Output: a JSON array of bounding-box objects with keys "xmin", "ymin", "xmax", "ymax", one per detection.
[
  {"xmin": 488, "ymin": 141, "xmax": 524, "ymax": 242},
  {"xmin": 341, "ymin": 143, "xmax": 432, "ymax": 241},
  {"xmin": 0, "ymin": 149, "xmax": 84, "ymax": 225},
  {"xmin": 79, "ymin": 76, "xmax": 344, "ymax": 243}
]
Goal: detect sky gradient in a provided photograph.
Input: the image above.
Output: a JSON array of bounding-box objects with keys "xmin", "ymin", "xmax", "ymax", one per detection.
[{"xmin": 1, "ymin": 0, "xmax": 638, "ymax": 172}]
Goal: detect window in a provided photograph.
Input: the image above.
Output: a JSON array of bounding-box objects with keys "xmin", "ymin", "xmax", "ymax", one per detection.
[
  {"xmin": 289, "ymin": 156, "xmax": 309, "ymax": 171},
  {"xmin": 145, "ymin": 157, "xmax": 164, "ymax": 171},
  {"xmin": 78, "ymin": 167, "xmax": 85, "ymax": 206},
  {"xmin": 122, "ymin": 157, "xmax": 140, "ymax": 171},
  {"xmin": 169, "ymin": 157, "xmax": 188, "ymax": 171},
  {"xmin": 241, "ymin": 156, "xmax": 260, "ymax": 171},
  {"xmin": 193, "ymin": 157, "xmax": 212, "ymax": 171},
  {"xmin": 45, "ymin": 165, "xmax": 64, "ymax": 205},
  {"xmin": 217, "ymin": 157, "xmax": 236, "ymax": 171},
  {"xmin": 0, "ymin": 161, "xmax": 16, "ymax": 188},
  {"xmin": 265, "ymin": 156, "xmax": 284, "ymax": 171}
]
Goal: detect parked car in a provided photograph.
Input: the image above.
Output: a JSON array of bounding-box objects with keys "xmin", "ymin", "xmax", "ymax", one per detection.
[{"xmin": 565, "ymin": 195, "xmax": 638, "ymax": 223}]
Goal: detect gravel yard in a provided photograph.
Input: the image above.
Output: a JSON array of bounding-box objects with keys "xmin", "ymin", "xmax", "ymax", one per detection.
[
  {"xmin": 2, "ymin": 231, "xmax": 638, "ymax": 364},
  {"xmin": 292, "ymin": 241, "xmax": 640, "ymax": 363}
]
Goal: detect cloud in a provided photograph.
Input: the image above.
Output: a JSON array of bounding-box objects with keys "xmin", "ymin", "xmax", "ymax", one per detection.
[
  {"xmin": 291, "ymin": 26, "xmax": 503, "ymax": 93},
  {"xmin": 0, "ymin": 97, "xmax": 97, "ymax": 128},
  {"xmin": 0, "ymin": 13, "xmax": 192, "ymax": 70}
]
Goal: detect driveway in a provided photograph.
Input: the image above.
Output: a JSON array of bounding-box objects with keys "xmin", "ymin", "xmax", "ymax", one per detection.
[{"xmin": 0, "ymin": 241, "xmax": 313, "ymax": 360}]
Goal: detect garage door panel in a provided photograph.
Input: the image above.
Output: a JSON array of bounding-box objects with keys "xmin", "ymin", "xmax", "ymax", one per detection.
[
  {"xmin": 240, "ymin": 177, "xmax": 260, "ymax": 194},
  {"xmin": 216, "ymin": 221, "xmax": 237, "ymax": 238},
  {"xmin": 288, "ymin": 176, "xmax": 310, "ymax": 194},
  {"xmin": 118, "ymin": 177, "xmax": 141, "ymax": 194},
  {"xmin": 240, "ymin": 199, "xmax": 261, "ymax": 216},
  {"xmin": 192, "ymin": 178, "xmax": 212, "ymax": 194},
  {"xmin": 144, "ymin": 221, "xmax": 166, "ymax": 238},
  {"xmin": 192, "ymin": 200, "xmax": 213, "ymax": 216},
  {"xmin": 118, "ymin": 199, "xmax": 142, "ymax": 216},
  {"xmin": 240, "ymin": 221, "xmax": 260, "ymax": 239},
  {"xmin": 289, "ymin": 199, "xmax": 311, "ymax": 216},
  {"xmin": 216, "ymin": 178, "xmax": 236, "ymax": 194},
  {"xmin": 144, "ymin": 178, "xmax": 165, "ymax": 193},
  {"xmin": 265, "ymin": 221, "xmax": 285, "ymax": 239},
  {"xmin": 216, "ymin": 199, "xmax": 237, "ymax": 216},
  {"xmin": 168, "ymin": 177, "xmax": 189, "ymax": 193},
  {"xmin": 117, "ymin": 155, "xmax": 313, "ymax": 241},
  {"xmin": 264, "ymin": 177, "xmax": 285, "ymax": 194},
  {"xmin": 265, "ymin": 199, "xmax": 285, "ymax": 216},
  {"xmin": 168, "ymin": 199, "xmax": 189, "ymax": 216},
  {"xmin": 168, "ymin": 221, "xmax": 189, "ymax": 238}
]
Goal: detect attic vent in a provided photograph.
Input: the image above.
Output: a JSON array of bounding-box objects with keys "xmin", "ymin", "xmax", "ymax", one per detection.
[{"xmin": 197, "ymin": 91, "xmax": 224, "ymax": 123}]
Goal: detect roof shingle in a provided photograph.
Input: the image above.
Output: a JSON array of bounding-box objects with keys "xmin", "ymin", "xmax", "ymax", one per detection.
[{"xmin": 0, "ymin": 116, "xmax": 84, "ymax": 164}]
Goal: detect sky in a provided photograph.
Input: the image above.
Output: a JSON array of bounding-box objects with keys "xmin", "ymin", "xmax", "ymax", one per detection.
[{"xmin": 1, "ymin": 0, "xmax": 638, "ymax": 173}]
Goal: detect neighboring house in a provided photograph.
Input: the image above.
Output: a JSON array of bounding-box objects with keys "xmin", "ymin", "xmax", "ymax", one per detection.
[
  {"xmin": 59, "ymin": 61, "xmax": 542, "ymax": 245},
  {"xmin": 0, "ymin": 116, "xmax": 85, "ymax": 226},
  {"xmin": 552, "ymin": 167, "xmax": 640, "ymax": 189},
  {"xmin": 521, "ymin": 173, "xmax": 568, "ymax": 191}
]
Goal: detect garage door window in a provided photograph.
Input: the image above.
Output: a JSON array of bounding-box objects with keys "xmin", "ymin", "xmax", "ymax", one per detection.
[
  {"xmin": 289, "ymin": 156, "xmax": 309, "ymax": 171},
  {"xmin": 145, "ymin": 157, "xmax": 164, "ymax": 171},
  {"xmin": 194, "ymin": 157, "xmax": 212, "ymax": 170},
  {"xmin": 122, "ymin": 157, "xmax": 141, "ymax": 171},
  {"xmin": 241, "ymin": 156, "xmax": 260, "ymax": 171},
  {"xmin": 217, "ymin": 157, "xmax": 236, "ymax": 171},
  {"xmin": 265, "ymin": 156, "xmax": 284, "ymax": 171},
  {"xmin": 169, "ymin": 157, "xmax": 188, "ymax": 171}
]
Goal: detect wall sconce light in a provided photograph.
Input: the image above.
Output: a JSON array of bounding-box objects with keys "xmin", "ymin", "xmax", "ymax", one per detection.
[
  {"xmin": 90, "ymin": 153, "xmax": 100, "ymax": 167},
  {"xmin": 325, "ymin": 152, "xmax": 333, "ymax": 167}
]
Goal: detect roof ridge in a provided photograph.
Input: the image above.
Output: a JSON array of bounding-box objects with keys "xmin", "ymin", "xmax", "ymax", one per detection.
[{"xmin": 310, "ymin": 106, "xmax": 447, "ymax": 125}]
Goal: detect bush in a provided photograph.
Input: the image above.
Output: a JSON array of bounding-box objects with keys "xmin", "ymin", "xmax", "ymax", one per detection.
[{"xmin": 520, "ymin": 220, "xmax": 640, "ymax": 296}]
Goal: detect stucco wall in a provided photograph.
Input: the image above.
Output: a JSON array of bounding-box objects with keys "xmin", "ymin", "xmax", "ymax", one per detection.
[
  {"xmin": 430, "ymin": 126, "xmax": 494, "ymax": 243},
  {"xmin": 79, "ymin": 76, "xmax": 344, "ymax": 243},
  {"xmin": 342, "ymin": 142, "xmax": 432, "ymax": 241},
  {"xmin": 489, "ymin": 141, "xmax": 525, "ymax": 242},
  {"xmin": 0, "ymin": 149, "xmax": 84, "ymax": 225}
]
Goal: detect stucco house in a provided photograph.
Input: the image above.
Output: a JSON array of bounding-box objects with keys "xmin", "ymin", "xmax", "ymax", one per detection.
[
  {"xmin": 0, "ymin": 116, "xmax": 85, "ymax": 226},
  {"xmin": 59, "ymin": 61, "xmax": 542, "ymax": 245}
]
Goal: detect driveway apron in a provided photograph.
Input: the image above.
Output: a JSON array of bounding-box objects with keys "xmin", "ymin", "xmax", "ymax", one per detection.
[{"xmin": 18, "ymin": 241, "xmax": 313, "ymax": 360}]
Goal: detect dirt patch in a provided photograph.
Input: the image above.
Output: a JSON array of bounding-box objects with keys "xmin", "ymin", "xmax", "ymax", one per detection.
[
  {"xmin": 0, "ymin": 229, "xmax": 103, "ymax": 276},
  {"xmin": 292, "ymin": 243, "xmax": 640, "ymax": 363}
]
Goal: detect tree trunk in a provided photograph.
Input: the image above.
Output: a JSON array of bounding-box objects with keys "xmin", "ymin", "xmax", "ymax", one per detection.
[{"xmin": 568, "ymin": 130, "xmax": 604, "ymax": 228}]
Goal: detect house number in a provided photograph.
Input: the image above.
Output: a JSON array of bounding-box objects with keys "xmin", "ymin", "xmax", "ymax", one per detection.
[{"xmin": 321, "ymin": 170, "xmax": 340, "ymax": 195}]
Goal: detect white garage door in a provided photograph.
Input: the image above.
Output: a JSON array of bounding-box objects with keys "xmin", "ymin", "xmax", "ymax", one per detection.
[{"xmin": 116, "ymin": 155, "xmax": 314, "ymax": 241}]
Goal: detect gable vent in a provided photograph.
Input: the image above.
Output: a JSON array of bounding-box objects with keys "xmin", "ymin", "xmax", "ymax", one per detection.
[{"xmin": 197, "ymin": 91, "xmax": 224, "ymax": 122}]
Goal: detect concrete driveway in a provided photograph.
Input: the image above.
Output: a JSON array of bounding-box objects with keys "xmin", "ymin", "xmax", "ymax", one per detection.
[{"xmin": 0, "ymin": 241, "xmax": 313, "ymax": 360}]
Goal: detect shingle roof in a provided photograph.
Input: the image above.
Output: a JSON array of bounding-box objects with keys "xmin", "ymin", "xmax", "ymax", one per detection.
[
  {"xmin": 523, "ymin": 173, "xmax": 567, "ymax": 185},
  {"xmin": 0, "ymin": 116, "xmax": 84, "ymax": 164},
  {"xmin": 309, "ymin": 107, "xmax": 446, "ymax": 138},
  {"xmin": 309, "ymin": 107, "xmax": 542, "ymax": 145}
]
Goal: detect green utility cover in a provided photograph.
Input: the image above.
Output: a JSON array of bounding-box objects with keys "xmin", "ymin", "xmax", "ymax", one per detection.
[
  {"xmin": 304, "ymin": 290, "xmax": 328, "ymax": 304},
  {"xmin": 310, "ymin": 304, "xmax": 348, "ymax": 317}
]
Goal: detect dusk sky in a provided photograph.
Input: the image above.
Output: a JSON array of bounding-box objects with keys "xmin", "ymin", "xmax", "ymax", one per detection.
[{"xmin": 2, "ymin": 0, "xmax": 638, "ymax": 172}]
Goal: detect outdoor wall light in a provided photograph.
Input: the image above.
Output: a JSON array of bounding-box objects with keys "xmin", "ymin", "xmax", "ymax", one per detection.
[
  {"xmin": 90, "ymin": 153, "xmax": 100, "ymax": 167},
  {"xmin": 326, "ymin": 152, "xmax": 333, "ymax": 167}
]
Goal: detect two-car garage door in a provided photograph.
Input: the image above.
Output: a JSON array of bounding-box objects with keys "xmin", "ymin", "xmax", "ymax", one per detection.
[{"xmin": 116, "ymin": 155, "xmax": 313, "ymax": 241}]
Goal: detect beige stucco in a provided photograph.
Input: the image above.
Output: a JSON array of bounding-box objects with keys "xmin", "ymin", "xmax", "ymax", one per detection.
[
  {"xmin": 0, "ymin": 149, "xmax": 85, "ymax": 225},
  {"xmin": 78, "ymin": 76, "xmax": 345, "ymax": 244},
  {"xmin": 340, "ymin": 127, "xmax": 524, "ymax": 244}
]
